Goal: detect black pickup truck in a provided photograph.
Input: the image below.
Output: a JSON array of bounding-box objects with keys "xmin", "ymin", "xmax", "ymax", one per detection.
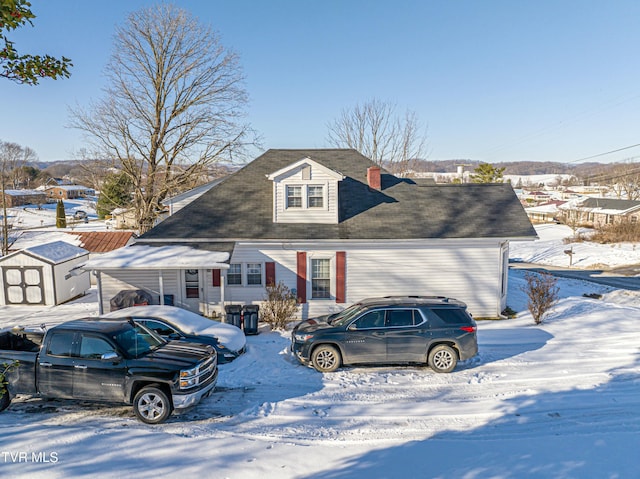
[{"xmin": 0, "ymin": 318, "xmax": 218, "ymax": 424}]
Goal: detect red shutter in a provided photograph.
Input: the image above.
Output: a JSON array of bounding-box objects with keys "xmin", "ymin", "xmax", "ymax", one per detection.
[
  {"xmin": 265, "ymin": 262, "xmax": 276, "ymax": 286},
  {"xmin": 336, "ymin": 251, "xmax": 346, "ymax": 303},
  {"xmin": 212, "ymin": 269, "xmax": 221, "ymax": 287},
  {"xmin": 296, "ymin": 252, "xmax": 307, "ymax": 303}
]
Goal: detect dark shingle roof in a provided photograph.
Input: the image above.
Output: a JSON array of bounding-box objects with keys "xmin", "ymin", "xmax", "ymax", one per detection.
[
  {"xmin": 580, "ymin": 197, "xmax": 640, "ymax": 211},
  {"xmin": 140, "ymin": 149, "xmax": 536, "ymax": 241}
]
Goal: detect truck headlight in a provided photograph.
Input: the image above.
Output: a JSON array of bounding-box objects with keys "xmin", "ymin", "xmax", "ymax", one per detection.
[
  {"xmin": 180, "ymin": 366, "xmax": 198, "ymax": 378},
  {"xmin": 180, "ymin": 377, "xmax": 198, "ymax": 388}
]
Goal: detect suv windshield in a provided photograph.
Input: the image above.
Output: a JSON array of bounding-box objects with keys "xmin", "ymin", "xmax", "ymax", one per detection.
[
  {"xmin": 112, "ymin": 323, "xmax": 163, "ymax": 358},
  {"xmin": 331, "ymin": 304, "xmax": 366, "ymax": 327}
]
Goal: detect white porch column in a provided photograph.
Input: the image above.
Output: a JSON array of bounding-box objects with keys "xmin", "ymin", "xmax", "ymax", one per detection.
[
  {"xmin": 95, "ymin": 270, "xmax": 104, "ymax": 315},
  {"xmin": 158, "ymin": 270, "xmax": 165, "ymax": 305}
]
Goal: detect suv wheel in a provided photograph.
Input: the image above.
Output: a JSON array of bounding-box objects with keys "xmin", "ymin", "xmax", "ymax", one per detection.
[
  {"xmin": 133, "ymin": 385, "xmax": 173, "ymax": 424},
  {"xmin": 311, "ymin": 345, "xmax": 341, "ymax": 373},
  {"xmin": 428, "ymin": 344, "xmax": 457, "ymax": 373}
]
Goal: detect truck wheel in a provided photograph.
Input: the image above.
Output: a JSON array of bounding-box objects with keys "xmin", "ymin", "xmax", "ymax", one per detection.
[
  {"xmin": 311, "ymin": 345, "xmax": 341, "ymax": 373},
  {"xmin": 0, "ymin": 387, "xmax": 10, "ymax": 412},
  {"xmin": 133, "ymin": 386, "xmax": 172, "ymax": 424},
  {"xmin": 428, "ymin": 344, "xmax": 458, "ymax": 373}
]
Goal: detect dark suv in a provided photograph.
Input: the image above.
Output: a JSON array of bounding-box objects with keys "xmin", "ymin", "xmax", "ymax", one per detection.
[{"xmin": 291, "ymin": 296, "xmax": 478, "ymax": 373}]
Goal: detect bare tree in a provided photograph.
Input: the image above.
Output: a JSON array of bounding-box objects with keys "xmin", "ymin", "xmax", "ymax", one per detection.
[
  {"xmin": 606, "ymin": 162, "xmax": 640, "ymax": 200},
  {"xmin": 0, "ymin": 140, "xmax": 37, "ymax": 254},
  {"xmin": 326, "ymin": 98, "xmax": 428, "ymax": 175},
  {"xmin": 70, "ymin": 4, "xmax": 256, "ymax": 233}
]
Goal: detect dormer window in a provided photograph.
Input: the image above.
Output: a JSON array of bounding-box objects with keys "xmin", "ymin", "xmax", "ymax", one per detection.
[
  {"xmin": 285, "ymin": 184, "xmax": 325, "ymax": 209},
  {"xmin": 307, "ymin": 185, "xmax": 324, "ymax": 208},
  {"xmin": 286, "ymin": 186, "xmax": 302, "ymax": 208}
]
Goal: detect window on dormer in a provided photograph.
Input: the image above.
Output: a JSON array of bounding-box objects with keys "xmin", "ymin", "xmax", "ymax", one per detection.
[
  {"xmin": 286, "ymin": 186, "xmax": 302, "ymax": 208},
  {"xmin": 308, "ymin": 185, "xmax": 324, "ymax": 208}
]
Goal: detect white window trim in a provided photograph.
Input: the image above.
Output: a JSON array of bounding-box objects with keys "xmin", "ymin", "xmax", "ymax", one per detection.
[
  {"xmin": 283, "ymin": 181, "xmax": 329, "ymax": 211},
  {"xmin": 308, "ymin": 254, "xmax": 334, "ymax": 300},
  {"xmin": 246, "ymin": 262, "xmax": 264, "ymax": 287},
  {"xmin": 226, "ymin": 263, "xmax": 243, "ymax": 287}
]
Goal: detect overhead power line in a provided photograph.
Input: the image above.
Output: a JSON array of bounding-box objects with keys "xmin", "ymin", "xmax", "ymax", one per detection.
[{"xmin": 569, "ymin": 143, "xmax": 640, "ymax": 164}]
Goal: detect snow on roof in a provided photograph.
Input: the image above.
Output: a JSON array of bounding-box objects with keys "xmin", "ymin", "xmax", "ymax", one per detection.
[
  {"xmin": 24, "ymin": 241, "xmax": 89, "ymax": 264},
  {"xmin": 83, "ymin": 244, "xmax": 230, "ymax": 270},
  {"xmin": 4, "ymin": 189, "xmax": 45, "ymax": 196},
  {"xmin": 46, "ymin": 185, "xmax": 93, "ymax": 191}
]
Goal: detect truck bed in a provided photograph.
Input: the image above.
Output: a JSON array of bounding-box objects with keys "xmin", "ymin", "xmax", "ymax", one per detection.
[
  {"xmin": 0, "ymin": 328, "xmax": 43, "ymax": 353},
  {"xmin": 0, "ymin": 328, "xmax": 43, "ymax": 396}
]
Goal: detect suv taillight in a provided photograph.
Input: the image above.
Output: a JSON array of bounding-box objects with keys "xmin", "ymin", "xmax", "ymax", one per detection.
[{"xmin": 460, "ymin": 326, "xmax": 476, "ymax": 333}]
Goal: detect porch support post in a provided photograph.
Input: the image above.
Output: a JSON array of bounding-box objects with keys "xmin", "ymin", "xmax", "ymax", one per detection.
[
  {"xmin": 158, "ymin": 270, "xmax": 165, "ymax": 305},
  {"xmin": 95, "ymin": 270, "xmax": 104, "ymax": 315},
  {"xmin": 220, "ymin": 270, "xmax": 225, "ymax": 315}
]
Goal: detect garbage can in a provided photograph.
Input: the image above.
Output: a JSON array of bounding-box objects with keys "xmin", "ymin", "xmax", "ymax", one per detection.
[
  {"xmin": 242, "ymin": 305, "xmax": 260, "ymax": 335},
  {"xmin": 224, "ymin": 305, "xmax": 242, "ymax": 329}
]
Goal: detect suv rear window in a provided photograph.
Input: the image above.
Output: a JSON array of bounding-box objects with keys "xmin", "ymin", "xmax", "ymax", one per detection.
[{"xmin": 428, "ymin": 308, "xmax": 470, "ymax": 325}]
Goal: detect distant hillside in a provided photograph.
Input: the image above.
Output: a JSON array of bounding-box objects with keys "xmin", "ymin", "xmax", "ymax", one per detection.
[{"xmin": 410, "ymin": 159, "xmax": 637, "ymax": 179}]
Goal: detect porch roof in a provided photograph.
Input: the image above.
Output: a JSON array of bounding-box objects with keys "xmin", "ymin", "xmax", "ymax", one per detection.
[{"xmin": 82, "ymin": 244, "xmax": 231, "ymax": 271}]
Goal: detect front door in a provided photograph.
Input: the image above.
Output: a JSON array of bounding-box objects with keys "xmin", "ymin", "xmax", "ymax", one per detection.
[
  {"xmin": 72, "ymin": 333, "xmax": 126, "ymax": 402},
  {"xmin": 342, "ymin": 310, "xmax": 388, "ymax": 364},
  {"xmin": 182, "ymin": 269, "xmax": 203, "ymax": 313}
]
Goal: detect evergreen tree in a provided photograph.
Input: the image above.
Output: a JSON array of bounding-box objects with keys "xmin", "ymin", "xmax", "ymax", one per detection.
[
  {"xmin": 470, "ymin": 163, "xmax": 506, "ymax": 183},
  {"xmin": 96, "ymin": 172, "xmax": 133, "ymax": 219},
  {"xmin": 55, "ymin": 199, "xmax": 66, "ymax": 228}
]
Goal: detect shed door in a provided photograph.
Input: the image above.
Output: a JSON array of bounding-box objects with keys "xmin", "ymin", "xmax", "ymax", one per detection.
[{"xmin": 2, "ymin": 266, "xmax": 45, "ymax": 305}]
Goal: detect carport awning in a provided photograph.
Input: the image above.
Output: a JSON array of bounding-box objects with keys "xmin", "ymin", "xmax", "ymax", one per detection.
[{"xmin": 81, "ymin": 244, "xmax": 231, "ymax": 270}]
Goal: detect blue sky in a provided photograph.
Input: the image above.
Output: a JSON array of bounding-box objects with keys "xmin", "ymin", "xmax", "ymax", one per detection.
[{"xmin": 3, "ymin": 0, "xmax": 640, "ymax": 164}]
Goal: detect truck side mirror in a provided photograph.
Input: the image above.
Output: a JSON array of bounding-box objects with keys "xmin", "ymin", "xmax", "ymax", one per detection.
[{"xmin": 101, "ymin": 351, "xmax": 121, "ymax": 362}]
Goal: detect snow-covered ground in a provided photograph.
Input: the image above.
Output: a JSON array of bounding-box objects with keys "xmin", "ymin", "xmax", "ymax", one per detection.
[{"xmin": 0, "ymin": 226, "xmax": 639, "ymax": 478}]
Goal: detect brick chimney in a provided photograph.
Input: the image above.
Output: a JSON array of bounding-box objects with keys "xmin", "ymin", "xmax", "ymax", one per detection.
[{"xmin": 367, "ymin": 166, "xmax": 381, "ymax": 190}]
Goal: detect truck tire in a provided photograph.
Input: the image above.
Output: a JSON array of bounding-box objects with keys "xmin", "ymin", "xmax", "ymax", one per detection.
[
  {"xmin": 133, "ymin": 386, "xmax": 173, "ymax": 424},
  {"xmin": 311, "ymin": 345, "xmax": 341, "ymax": 373},
  {"xmin": 0, "ymin": 387, "xmax": 10, "ymax": 412},
  {"xmin": 428, "ymin": 344, "xmax": 458, "ymax": 373}
]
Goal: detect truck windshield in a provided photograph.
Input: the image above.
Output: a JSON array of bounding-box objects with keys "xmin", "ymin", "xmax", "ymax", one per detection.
[{"xmin": 113, "ymin": 323, "xmax": 163, "ymax": 358}]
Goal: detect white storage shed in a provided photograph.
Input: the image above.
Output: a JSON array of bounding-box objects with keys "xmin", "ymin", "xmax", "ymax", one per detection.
[{"xmin": 0, "ymin": 241, "xmax": 90, "ymax": 305}]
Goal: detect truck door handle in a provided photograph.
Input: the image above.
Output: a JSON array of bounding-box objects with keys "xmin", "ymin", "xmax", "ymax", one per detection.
[
  {"xmin": 39, "ymin": 362, "xmax": 52, "ymax": 367},
  {"xmin": 74, "ymin": 365, "xmax": 88, "ymax": 369}
]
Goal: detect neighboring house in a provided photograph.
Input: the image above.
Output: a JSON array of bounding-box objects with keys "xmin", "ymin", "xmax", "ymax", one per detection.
[
  {"xmin": 84, "ymin": 149, "xmax": 537, "ymax": 319},
  {"xmin": 0, "ymin": 241, "xmax": 90, "ymax": 306},
  {"xmin": 559, "ymin": 197, "xmax": 640, "ymax": 227},
  {"xmin": 520, "ymin": 190, "xmax": 552, "ymax": 206},
  {"xmin": 162, "ymin": 179, "xmax": 223, "ymax": 217},
  {"xmin": 525, "ymin": 200, "xmax": 567, "ymax": 224},
  {"xmin": 106, "ymin": 208, "xmax": 138, "ymax": 230},
  {"xmin": 2, "ymin": 189, "xmax": 47, "ymax": 207},
  {"xmin": 45, "ymin": 185, "xmax": 95, "ymax": 200}
]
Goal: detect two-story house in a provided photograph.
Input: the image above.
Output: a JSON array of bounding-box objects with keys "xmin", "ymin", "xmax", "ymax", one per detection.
[{"xmin": 84, "ymin": 149, "xmax": 537, "ymax": 319}]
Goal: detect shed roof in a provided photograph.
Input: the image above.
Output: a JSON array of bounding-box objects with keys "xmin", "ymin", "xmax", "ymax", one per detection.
[
  {"xmin": 16, "ymin": 241, "xmax": 89, "ymax": 264},
  {"xmin": 140, "ymin": 149, "xmax": 537, "ymax": 242}
]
